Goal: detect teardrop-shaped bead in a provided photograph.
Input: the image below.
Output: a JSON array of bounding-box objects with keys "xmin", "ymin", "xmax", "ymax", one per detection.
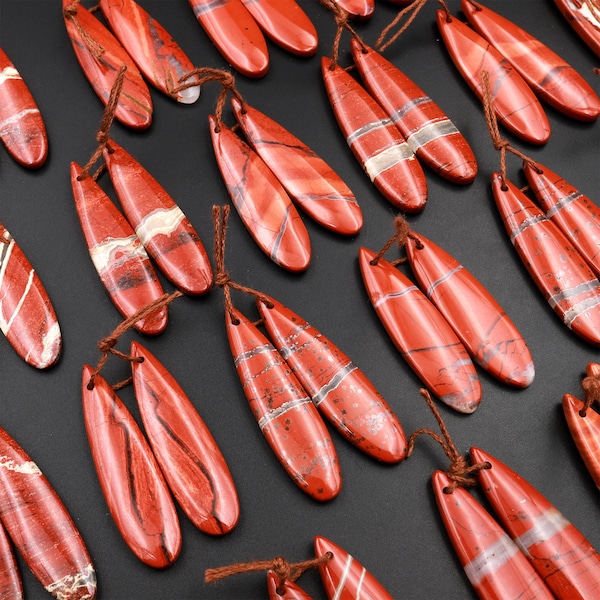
[
  {"xmin": 405, "ymin": 231, "xmax": 534, "ymax": 387},
  {"xmin": 0, "ymin": 223, "xmax": 62, "ymax": 369},
  {"xmin": 82, "ymin": 366, "xmax": 181, "ymax": 568},
  {"xmin": 492, "ymin": 173, "xmax": 600, "ymax": 346},
  {"xmin": 436, "ymin": 9, "xmax": 550, "ymax": 145},
  {"xmin": 433, "ymin": 470, "xmax": 554, "ymax": 600},
  {"xmin": 226, "ymin": 307, "xmax": 341, "ymax": 501},
  {"xmin": 130, "ymin": 342, "xmax": 240, "ymax": 535},
  {"xmin": 70, "ymin": 162, "xmax": 168, "ymax": 335},
  {"xmin": 0, "ymin": 425, "xmax": 96, "ymax": 599},
  {"xmin": 554, "ymin": 0, "xmax": 600, "ymax": 57},
  {"xmin": 321, "ymin": 56, "xmax": 427, "ymax": 213},
  {"xmin": 256, "ymin": 294, "xmax": 407, "ymax": 463},
  {"xmin": 103, "ymin": 140, "xmax": 213, "ymax": 295},
  {"xmin": 98, "ymin": 0, "xmax": 200, "ymax": 104},
  {"xmin": 231, "ymin": 97, "xmax": 362, "ymax": 236},
  {"xmin": 471, "ymin": 446, "xmax": 600, "ymax": 599},
  {"xmin": 350, "ymin": 40, "xmax": 477, "ymax": 185},
  {"xmin": 358, "ymin": 246, "xmax": 481, "ymax": 413},
  {"xmin": 462, "ymin": 0, "xmax": 600, "ymax": 121},
  {"xmin": 333, "ymin": 0, "xmax": 374, "ymax": 19},
  {"xmin": 209, "ymin": 116, "xmax": 311, "ymax": 272},
  {"xmin": 0, "ymin": 519, "xmax": 22, "ymax": 600},
  {"xmin": 267, "ymin": 570, "xmax": 313, "ymax": 600},
  {"xmin": 0, "ymin": 48, "xmax": 48, "ymax": 168}
]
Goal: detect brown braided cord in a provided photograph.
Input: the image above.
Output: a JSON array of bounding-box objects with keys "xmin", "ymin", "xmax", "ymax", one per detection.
[
  {"xmin": 581, "ymin": 370, "xmax": 600, "ymax": 417},
  {"xmin": 318, "ymin": 0, "xmax": 366, "ymax": 68},
  {"xmin": 370, "ymin": 214, "xmax": 423, "ymax": 266},
  {"xmin": 376, "ymin": 0, "xmax": 429, "ymax": 53},
  {"xmin": 63, "ymin": 1, "xmax": 105, "ymax": 59}
]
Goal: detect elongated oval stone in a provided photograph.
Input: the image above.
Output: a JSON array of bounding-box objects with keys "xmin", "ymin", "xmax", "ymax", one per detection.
[
  {"xmin": 0, "ymin": 223, "xmax": 62, "ymax": 369},
  {"xmin": 0, "ymin": 48, "xmax": 48, "ymax": 168},
  {"xmin": 0, "ymin": 426, "xmax": 96, "ymax": 599},
  {"xmin": 226, "ymin": 307, "xmax": 341, "ymax": 501},
  {"xmin": 0, "ymin": 513, "xmax": 23, "ymax": 600},
  {"xmin": 359, "ymin": 246, "xmax": 481, "ymax": 413},
  {"xmin": 554, "ymin": 0, "xmax": 600, "ymax": 57},
  {"xmin": 231, "ymin": 97, "xmax": 362, "ymax": 236},
  {"xmin": 333, "ymin": 0, "xmax": 374, "ymax": 19},
  {"xmin": 103, "ymin": 140, "xmax": 213, "ymax": 295},
  {"xmin": 267, "ymin": 570, "xmax": 313, "ymax": 600},
  {"xmin": 82, "ymin": 366, "xmax": 181, "ymax": 568},
  {"xmin": 130, "ymin": 342, "xmax": 240, "ymax": 535},
  {"xmin": 70, "ymin": 162, "xmax": 168, "ymax": 335}
]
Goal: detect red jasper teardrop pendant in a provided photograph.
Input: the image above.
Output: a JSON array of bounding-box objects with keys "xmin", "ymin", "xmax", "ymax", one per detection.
[
  {"xmin": 0, "ymin": 223, "xmax": 62, "ymax": 369},
  {"xmin": 333, "ymin": 0, "xmax": 374, "ymax": 20},
  {"xmin": 70, "ymin": 162, "xmax": 168, "ymax": 335},
  {"xmin": 0, "ymin": 519, "xmax": 22, "ymax": 600},
  {"xmin": 359, "ymin": 247, "xmax": 481, "ymax": 413},
  {"xmin": 321, "ymin": 57, "xmax": 427, "ymax": 214},
  {"xmin": 554, "ymin": 0, "xmax": 600, "ymax": 57},
  {"xmin": 267, "ymin": 570, "xmax": 313, "ymax": 600},
  {"xmin": 226, "ymin": 307, "xmax": 341, "ymax": 501},
  {"xmin": 0, "ymin": 426, "xmax": 96, "ymax": 599},
  {"xmin": 103, "ymin": 140, "xmax": 213, "ymax": 295},
  {"xmin": 0, "ymin": 48, "xmax": 48, "ymax": 168},
  {"xmin": 472, "ymin": 446, "xmax": 600, "ymax": 599},
  {"xmin": 130, "ymin": 342, "xmax": 240, "ymax": 535},
  {"xmin": 433, "ymin": 470, "xmax": 554, "ymax": 600},
  {"xmin": 231, "ymin": 97, "xmax": 363, "ymax": 236},
  {"xmin": 82, "ymin": 366, "xmax": 181, "ymax": 568},
  {"xmin": 210, "ymin": 116, "xmax": 311, "ymax": 272},
  {"xmin": 314, "ymin": 536, "xmax": 394, "ymax": 599}
]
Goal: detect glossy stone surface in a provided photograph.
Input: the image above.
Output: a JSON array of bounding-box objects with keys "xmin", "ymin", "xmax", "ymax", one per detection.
[
  {"xmin": 333, "ymin": 0, "xmax": 374, "ymax": 19},
  {"xmin": 463, "ymin": 1, "xmax": 600, "ymax": 121},
  {"xmin": 433, "ymin": 471, "xmax": 554, "ymax": 600},
  {"xmin": 62, "ymin": 0, "xmax": 152, "ymax": 130},
  {"xmin": 231, "ymin": 97, "xmax": 363, "ymax": 236},
  {"xmin": 226, "ymin": 307, "xmax": 341, "ymax": 501},
  {"xmin": 82, "ymin": 366, "xmax": 181, "ymax": 568},
  {"xmin": 209, "ymin": 116, "xmax": 311, "ymax": 272},
  {"xmin": 554, "ymin": 0, "xmax": 600, "ymax": 57},
  {"xmin": 492, "ymin": 173, "xmax": 600, "ymax": 346},
  {"xmin": 257, "ymin": 294, "xmax": 407, "ymax": 463},
  {"xmin": 321, "ymin": 56, "xmax": 427, "ymax": 214},
  {"xmin": 472, "ymin": 446, "xmax": 600, "ymax": 600},
  {"xmin": 0, "ymin": 223, "xmax": 62, "ymax": 369},
  {"xmin": 314, "ymin": 536, "xmax": 393, "ymax": 600},
  {"xmin": 130, "ymin": 342, "xmax": 240, "ymax": 535},
  {"xmin": 359, "ymin": 246, "xmax": 481, "ymax": 414},
  {"xmin": 99, "ymin": 0, "xmax": 200, "ymax": 103},
  {"xmin": 267, "ymin": 570, "xmax": 313, "ymax": 600},
  {"xmin": 405, "ymin": 231, "xmax": 534, "ymax": 387},
  {"xmin": 437, "ymin": 9, "xmax": 550, "ymax": 145},
  {"xmin": 0, "ymin": 48, "xmax": 48, "ymax": 168},
  {"xmin": 350, "ymin": 40, "xmax": 477, "ymax": 185},
  {"xmin": 0, "ymin": 426, "xmax": 96, "ymax": 599},
  {"xmin": 188, "ymin": 0, "xmax": 269, "ymax": 78},
  {"xmin": 523, "ymin": 161, "xmax": 600, "ymax": 279},
  {"xmin": 103, "ymin": 140, "xmax": 213, "ymax": 295},
  {"xmin": 70, "ymin": 162, "xmax": 168, "ymax": 335},
  {"xmin": 0, "ymin": 515, "xmax": 23, "ymax": 600},
  {"xmin": 240, "ymin": 0, "xmax": 317, "ymax": 57}
]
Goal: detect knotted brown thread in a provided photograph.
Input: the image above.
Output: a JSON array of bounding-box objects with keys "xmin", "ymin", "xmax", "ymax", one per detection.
[
  {"xmin": 437, "ymin": 0, "xmax": 452, "ymax": 21},
  {"xmin": 376, "ymin": 0, "xmax": 429, "ymax": 53},
  {"xmin": 369, "ymin": 214, "xmax": 423, "ymax": 267},
  {"xmin": 63, "ymin": 1, "xmax": 105, "ymax": 60},
  {"xmin": 407, "ymin": 389, "xmax": 490, "ymax": 493},
  {"xmin": 580, "ymin": 366, "xmax": 600, "ymax": 417},
  {"xmin": 318, "ymin": 0, "xmax": 366, "ymax": 69}
]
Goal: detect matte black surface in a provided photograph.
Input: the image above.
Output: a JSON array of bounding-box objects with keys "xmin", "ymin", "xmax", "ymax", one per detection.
[{"xmin": 1, "ymin": 1, "xmax": 599, "ymax": 598}]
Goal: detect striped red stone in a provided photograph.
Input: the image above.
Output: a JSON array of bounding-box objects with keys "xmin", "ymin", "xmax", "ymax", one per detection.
[
  {"xmin": 554, "ymin": 0, "xmax": 600, "ymax": 57},
  {"xmin": 492, "ymin": 173, "xmax": 600, "ymax": 346},
  {"xmin": 321, "ymin": 56, "xmax": 427, "ymax": 214},
  {"xmin": 471, "ymin": 446, "xmax": 600, "ymax": 599},
  {"xmin": 62, "ymin": 0, "xmax": 152, "ymax": 130},
  {"xmin": 433, "ymin": 470, "xmax": 554, "ymax": 600},
  {"xmin": 350, "ymin": 40, "xmax": 477, "ymax": 185},
  {"xmin": 226, "ymin": 307, "xmax": 341, "ymax": 501},
  {"xmin": 70, "ymin": 162, "xmax": 168, "ymax": 335},
  {"xmin": 256, "ymin": 294, "xmax": 407, "ymax": 463},
  {"xmin": 240, "ymin": 0, "xmax": 318, "ymax": 57},
  {"xmin": 405, "ymin": 231, "xmax": 534, "ymax": 387},
  {"xmin": 358, "ymin": 246, "xmax": 481, "ymax": 413},
  {"xmin": 332, "ymin": 0, "xmax": 374, "ymax": 19},
  {"xmin": 130, "ymin": 342, "xmax": 240, "ymax": 535},
  {"xmin": 314, "ymin": 536, "xmax": 393, "ymax": 599},
  {"xmin": 210, "ymin": 116, "xmax": 311, "ymax": 272},
  {"xmin": 103, "ymin": 140, "xmax": 213, "ymax": 295},
  {"xmin": 99, "ymin": 0, "xmax": 200, "ymax": 103},
  {"xmin": 462, "ymin": 0, "xmax": 600, "ymax": 121},
  {"xmin": 231, "ymin": 97, "xmax": 363, "ymax": 236},
  {"xmin": 437, "ymin": 9, "xmax": 550, "ymax": 145},
  {"xmin": 0, "ymin": 48, "xmax": 48, "ymax": 168},
  {"xmin": 0, "ymin": 223, "xmax": 62, "ymax": 369},
  {"xmin": 0, "ymin": 519, "xmax": 22, "ymax": 599},
  {"xmin": 523, "ymin": 161, "xmax": 600, "ymax": 279},
  {"xmin": 0, "ymin": 425, "xmax": 96, "ymax": 599},
  {"xmin": 267, "ymin": 570, "xmax": 312, "ymax": 600},
  {"xmin": 188, "ymin": 0, "xmax": 269, "ymax": 78},
  {"xmin": 82, "ymin": 366, "xmax": 181, "ymax": 568}
]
